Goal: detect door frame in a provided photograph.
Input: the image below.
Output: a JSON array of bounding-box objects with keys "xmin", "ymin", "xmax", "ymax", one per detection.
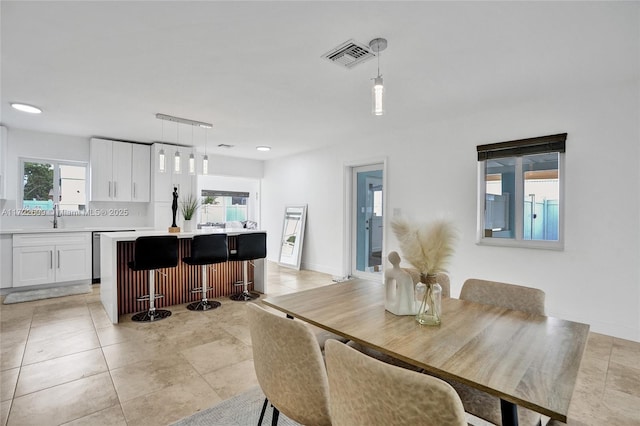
[{"xmin": 342, "ymin": 157, "xmax": 388, "ymax": 282}]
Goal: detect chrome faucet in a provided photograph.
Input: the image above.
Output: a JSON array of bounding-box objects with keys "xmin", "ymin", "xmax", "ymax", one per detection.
[{"xmin": 52, "ymin": 204, "xmax": 59, "ymax": 228}]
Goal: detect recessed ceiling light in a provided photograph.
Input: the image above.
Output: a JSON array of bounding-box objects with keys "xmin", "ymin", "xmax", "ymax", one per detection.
[
  {"xmin": 11, "ymin": 103, "xmax": 42, "ymax": 114},
  {"xmin": 256, "ymin": 146, "xmax": 271, "ymax": 152}
]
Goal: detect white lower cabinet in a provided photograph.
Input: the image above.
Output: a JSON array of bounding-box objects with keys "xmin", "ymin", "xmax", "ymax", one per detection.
[{"xmin": 12, "ymin": 233, "xmax": 91, "ymax": 287}]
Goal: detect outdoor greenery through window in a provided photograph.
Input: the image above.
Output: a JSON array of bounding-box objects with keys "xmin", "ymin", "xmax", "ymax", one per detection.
[
  {"xmin": 200, "ymin": 190, "xmax": 249, "ymax": 223},
  {"xmin": 477, "ymin": 133, "xmax": 566, "ymax": 249},
  {"xmin": 21, "ymin": 159, "xmax": 87, "ymax": 213}
]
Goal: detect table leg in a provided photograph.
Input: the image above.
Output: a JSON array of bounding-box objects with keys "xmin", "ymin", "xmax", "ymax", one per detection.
[{"xmin": 500, "ymin": 399, "xmax": 519, "ymax": 426}]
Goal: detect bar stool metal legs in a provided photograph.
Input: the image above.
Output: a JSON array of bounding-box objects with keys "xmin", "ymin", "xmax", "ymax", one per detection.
[
  {"xmin": 132, "ymin": 269, "xmax": 172, "ymax": 322},
  {"xmin": 187, "ymin": 265, "xmax": 222, "ymax": 311},
  {"xmin": 230, "ymin": 260, "xmax": 260, "ymax": 301}
]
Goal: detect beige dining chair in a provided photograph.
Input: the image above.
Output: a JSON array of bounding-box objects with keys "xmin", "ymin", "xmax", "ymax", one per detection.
[
  {"xmin": 246, "ymin": 302, "xmax": 332, "ymax": 426},
  {"xmin": 325, "ymin": 339, "xmax": 467, "ymax": 426},
  {"xmin": 449, "ymin": 278, "xmax": 547, "ymax": 426}
]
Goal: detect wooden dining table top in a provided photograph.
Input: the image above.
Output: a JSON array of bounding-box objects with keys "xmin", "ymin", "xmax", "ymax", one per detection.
[{"xmin": 262, "ymin": 278, "xmax": 590, "ymax": 423}]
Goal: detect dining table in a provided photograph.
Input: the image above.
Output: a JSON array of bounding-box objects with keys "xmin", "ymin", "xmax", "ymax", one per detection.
[{"xmin": 262, "ymin": 278, "xmax": 590, "ymax": 426}]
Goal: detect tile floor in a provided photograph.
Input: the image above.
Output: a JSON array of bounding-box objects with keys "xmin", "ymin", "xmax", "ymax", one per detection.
[{"xmin": 1, "ymin": 263, "xmax": 639, "ymax": 426}]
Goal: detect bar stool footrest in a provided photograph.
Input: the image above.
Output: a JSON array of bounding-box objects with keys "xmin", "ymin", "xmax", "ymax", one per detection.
[
  {"xmin": 136, "ymin": 294, "xmax": 165, "ymax": 302},
  {"xmin": 132, "ymin": 309, "xmax": 172, "ymax": 322},
  {"xmin": 187, "ymin": 300, "xmax": 221, "ymax": 311},
  {"xmin": 230, "ymin": 291, "xmax": 260, "ymax": 301}
]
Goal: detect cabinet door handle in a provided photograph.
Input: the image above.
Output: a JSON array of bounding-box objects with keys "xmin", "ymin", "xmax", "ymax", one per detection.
[
  {"xmin": 108, "ymin": 181, "xmax": 112, "ymax": 197},
  {"xmin": 114, "ymin": 181, "xmax": 117, "ymax": 198},
  {"xmin": 57, "ymin": 250, "xmax": 60, "ymax": 269},
  {"xmin": 50, "ymin": 250, "xmax": 53, "ymax": 269}
]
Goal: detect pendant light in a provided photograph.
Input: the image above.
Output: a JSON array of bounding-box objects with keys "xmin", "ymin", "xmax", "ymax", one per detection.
[
  {"xmin": 174, "ymin": 122, "xmax": 181, "ymax": 174},
  {"xmin": 188, "ymin": 126, "xmax": 196, "ymax": 175},
  {"xmin": 202, "ymin": 128, "xmax": 209, "ymax": 175},
  {"xmin": 158, "ymin": 120, "xmax": 166, "ymax": 173},
  {"xmin": 369, "ymin": 38, "xmax": 387, "ymax": 116}
]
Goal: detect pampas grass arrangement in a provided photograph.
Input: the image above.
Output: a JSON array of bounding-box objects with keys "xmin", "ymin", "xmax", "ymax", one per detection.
[
  {"xmin": 391, "ymin": 217, "xmax": 457, "ymax": 325},
  {"xmin": 390, "ymin": 217, "xmax": 457, "ymax": 276}
]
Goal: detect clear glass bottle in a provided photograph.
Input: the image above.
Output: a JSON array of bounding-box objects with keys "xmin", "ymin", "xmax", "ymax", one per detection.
[{"xmin": 416, "ymin": 274, "xmax": 442, "ymax": 326}]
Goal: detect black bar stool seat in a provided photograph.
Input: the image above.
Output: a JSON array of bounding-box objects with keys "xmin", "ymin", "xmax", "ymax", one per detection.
[
  {"xmin": 230, "ymin": 232, "xmax": 267, "ymax": 301},
  {"xmin": 183, "ymin": 234, "xmax": 229, "ymax": 311},
  {"xmin": 128, "ymin": 235, "xmax": 179, "ymax": 322}
]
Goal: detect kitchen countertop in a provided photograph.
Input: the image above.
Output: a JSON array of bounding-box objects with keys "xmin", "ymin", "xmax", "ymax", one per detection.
[
  {"xmin": 101, "ymin": 228, "xmax": 265, "ymax": 242},
  {"xmin": 0, "ymin": 227, "xmax": 154, "ymax": 235}
]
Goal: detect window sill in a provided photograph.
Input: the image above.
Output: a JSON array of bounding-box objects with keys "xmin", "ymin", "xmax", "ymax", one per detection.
[{"xmin": 476, "ymin": 237, "xmax": 564, "ymax": 251}]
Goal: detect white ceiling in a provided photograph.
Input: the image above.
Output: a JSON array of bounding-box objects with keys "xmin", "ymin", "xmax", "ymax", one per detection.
[{"xmin": 1, "ymin": 1, "xmax": 636, "ymax": 160}]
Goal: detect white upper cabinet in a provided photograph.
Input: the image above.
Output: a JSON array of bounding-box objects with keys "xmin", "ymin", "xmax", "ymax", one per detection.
[
  {"xmin": 131, "ymin": 144, "xmax": 150, "ymax": 202},
  {"xmin": 90, "ymin": 138, "xmax": 150, "ymax": 202},
  {"xmin": 0, "ymin": 126, "xmax": 7, "ymax": 200}
]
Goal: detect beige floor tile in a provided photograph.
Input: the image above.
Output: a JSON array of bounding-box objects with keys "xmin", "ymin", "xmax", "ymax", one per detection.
[
  {"xmin": 0, "ymin": 368, "xmax": 18, "ymax": 402},
  {"xmin": 120, "ymin": 375, "xmax": 221, "ymax": 426},
  {"xmin": 88, "ymin": 302, "xmax": 115, "ymax": 329},
  {"xmin": 181, "ymin": 333, "xmax": 253, "ymax": 375},
  {"xmin": 95, "ymin": 324, "xmax": 146, "ymax": 347},
  {"xmin": 61, "ymin": 404, "xmax": 127, "ymax": 426},
  {"xmin": 0, "ymin": 315, "xmax": 31, "ymax": 334},
  {"xmin": 15, "ymin": 348, "xmax": 108, "ymax": 397},
  {"xmin": 0, "ymin": 329, "xmax": 28, "ymax": 371},
  {"xmin": 610, "ymin": 337, "xmax": 640, "ymax": 371},
  {"xmin": 202, "ymin": 358, "xmax": 259, "ymax": 400},
  {"xmin": 110, "ymin": 353, "xmax": 201, "ymax": 402},
  {"xmin": 605, "ymin": 361, "xmax": 640, "ymax": 397},
  {"xmin": 27, "ymin": 315, "xmax": 96, "ymax": 342},
  {"xmin": 101, "ymin": 339, "xmax": 165, "ymax": 370},
  {"xmin": 600, "ymin": 387, "xmax": 640, "ymax": 426},
  {"xmin": 7, "ymin": 372, "xmax": 118, "ymax": 426},
  {"xmin": 22, "ymin": 328, "xmax": 100, "ymax": 365},
  {"xmin": 1, "ymin": 400, "xmax": 10, "ymax": 426}
]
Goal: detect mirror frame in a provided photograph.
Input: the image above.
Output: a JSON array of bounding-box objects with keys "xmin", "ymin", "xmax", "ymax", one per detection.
[{"xmin": 278, "ymin": 204, "xmax": 307, "ymax": 270}]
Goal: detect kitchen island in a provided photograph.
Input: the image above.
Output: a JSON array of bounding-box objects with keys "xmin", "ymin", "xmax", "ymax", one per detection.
[{"xmin": 100, "ymin": 229, "xmax": 266, "ymax": 323}]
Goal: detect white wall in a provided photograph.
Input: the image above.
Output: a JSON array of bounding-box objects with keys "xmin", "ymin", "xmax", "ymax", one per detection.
[{"xmin": 262, "ymin": 81, "xmax": 640, "ymax": 342}]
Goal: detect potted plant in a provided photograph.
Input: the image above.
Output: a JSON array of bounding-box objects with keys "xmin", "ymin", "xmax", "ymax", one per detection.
[{"xmin": 180, "ymin": 194, "xmax": 200, "ymax": 232}]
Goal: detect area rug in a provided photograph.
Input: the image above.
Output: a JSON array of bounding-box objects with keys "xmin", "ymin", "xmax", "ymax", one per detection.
[
  {"xmin": 171, "ymin": 386, "xmax": 301, "ymax": 426},
  {"xmin": 3, "ymin": 283, "xmax": 93, "ymax": 304}
]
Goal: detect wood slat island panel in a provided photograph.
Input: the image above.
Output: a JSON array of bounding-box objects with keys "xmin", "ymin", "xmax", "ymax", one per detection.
[
  {"xmin": 115, "ymin": 237, "xmax": 253, "ymax": 315},
  {"xmin": 100, "ymin": 229, "xmax": 266, "ymax": 323}
]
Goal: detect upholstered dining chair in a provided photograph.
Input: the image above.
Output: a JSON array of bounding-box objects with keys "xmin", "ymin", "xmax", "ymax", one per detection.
[
  {"xmin": 447, "ymin": 278, "xmax": 547, "ymax": 426},
  {"xmin": 325, "ymin": 339, "xmax": 467, "ymax": 426},
  {"xmin": 246, "ymin": 302, "xmax": 332, "ymax": 426}
]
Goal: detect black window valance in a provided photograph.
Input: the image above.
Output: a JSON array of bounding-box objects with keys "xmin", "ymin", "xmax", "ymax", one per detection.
[{"xmin": 477, "ymin": 133, "xmax": 566, "ymax": 161}]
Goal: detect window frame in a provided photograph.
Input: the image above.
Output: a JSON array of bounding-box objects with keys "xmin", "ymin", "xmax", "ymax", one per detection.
[
  {"xmin": 19, "ymin": 157, "xmax": 89, "ymax": 213},
  {"xmin": 476, "ymin": 134, "xmax": 566, "ymax": 250}
]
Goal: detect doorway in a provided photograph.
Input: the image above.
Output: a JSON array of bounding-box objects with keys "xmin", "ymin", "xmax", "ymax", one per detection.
[{"xmin": 351, "ymin": 164, "xmax": 384, "ymax": 278}]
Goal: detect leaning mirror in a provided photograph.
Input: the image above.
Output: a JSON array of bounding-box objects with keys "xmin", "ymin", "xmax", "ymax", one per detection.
[{"xmin": 278, "ymin": 204, "xmax": 307, "ymax": 270}]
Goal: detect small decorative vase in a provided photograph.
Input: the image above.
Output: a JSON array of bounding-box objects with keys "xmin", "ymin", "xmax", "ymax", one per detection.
[
  {"xmin": 415, "ymin": 273, "xmax": 442, "ymax": 326},
  {"xmin": 183, "ymin": 219, "xmax": 193, "ymax": 232}
]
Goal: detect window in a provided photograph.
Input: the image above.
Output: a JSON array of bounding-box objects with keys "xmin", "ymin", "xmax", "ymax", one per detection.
[
  {"xmin": 200, "ymin": 190, "xmax": 249, "ymax": 223},
  {"xmin": 21, "ymin": 159, "xmax": 87, "ymax": 213},
  {"xmin": 477, "ymin": 133, "xmax": 566, "ymax": 249}
]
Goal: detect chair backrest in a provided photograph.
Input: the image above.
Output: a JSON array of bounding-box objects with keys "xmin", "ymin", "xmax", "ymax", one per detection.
[
  {"xmin": 236, "ymin": 232, "xmax": 267, "ymax": 261},
  {"xmin": 460, "ymin": 278, "xmax": 546, "ymax": 315},
  {"xmin": 246, "ymin": 303, "xmax": 331, "ymax": 426},
  {"xmin": 186, "ymin": 234, "xmax": 228, "ymax": 265},
  {"xmin": 403, "ymin": 267, "xmax": 451, "ymax": 298},
  {"xmin": 130, "ymin": 236, "xmax": 179, "ymax": 271},
  {"xmin": 325, "ymin": 340, "xmax": 467, "ymax": 426}
]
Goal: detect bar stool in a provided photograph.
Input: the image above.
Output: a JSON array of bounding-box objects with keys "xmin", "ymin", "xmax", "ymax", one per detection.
[
  {"xmin": 230, "ymin": 232, "xmax": 266, "ymax": 301},
  {"xmin": 183, "ymin": 233, "xmax": 229, "ymax": 311},
  {"xmin": 127, "ymin": 235, "xmax": 179, "ymax": 322}
]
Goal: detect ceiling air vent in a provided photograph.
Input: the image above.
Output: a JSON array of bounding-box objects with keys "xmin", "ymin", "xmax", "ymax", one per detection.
[{"xmin": 321, "ymin": 39, "xmax": 375, "ymax": 69}]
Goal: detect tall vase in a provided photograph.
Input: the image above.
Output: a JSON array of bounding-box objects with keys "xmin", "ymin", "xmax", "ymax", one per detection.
[
  {"xmin": 416, "ymin": 273, "xmax": 442, "ymax": 326},
  {"xmin": 183, "ymin": 219, "xmax": 193, "ymax": 232}
]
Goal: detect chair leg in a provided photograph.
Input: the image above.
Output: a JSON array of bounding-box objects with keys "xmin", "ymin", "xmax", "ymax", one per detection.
[
  {"xmin": 258, "ymin": 398, "xmax": 268, "ymax": 425},
  {"xmin": 187, "ymin": 265, "xmax": 221, "ymax": 311},
  {"xmin": 271, "ymin": 406, "xmax": 280, "ymax": 426},
  {"xmin": 230, "ymin": 260, "xmax": 260, "ymax": 301},
  {"xmin": 132, "ymin": 269, "xmax": 171, "ymax": 322}
]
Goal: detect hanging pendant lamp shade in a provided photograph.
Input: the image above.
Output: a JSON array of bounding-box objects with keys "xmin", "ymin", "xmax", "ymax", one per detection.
[{"xmin": 369, "ymin": 38, "xmax": 387, "ymax": 116}]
